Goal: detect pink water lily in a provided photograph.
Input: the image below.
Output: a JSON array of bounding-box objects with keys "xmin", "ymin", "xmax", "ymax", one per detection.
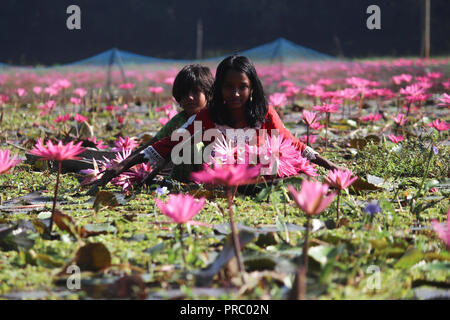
[
  {"xmin": 70, "ymin": 97, "xmax": 82, "ymax": 105},
  {"xmin": 361, "ymin": 113, "xmax": 382, "ymax": 122},
  {"xmin": 387, "ymin": 134, "xmax": 405, "ymax": 144},
  {"xmin": 288, "ymin": 179, "xmax": 337, "ymax": 300},
  {"xmin": 392, "ymin": 74, "xmax": 413, "ymax": 85},
  {"xmin": 111, "ymin": 136, "xmax": 139, "ymax": 152},
  {"xmin": 324, "ymin": 169, "xmax": 357, "ymax": 224},
  {"xmin": 74, "ymin": 113, "xmax": 88, "ymax": 123},
  {"xmin": 192, "ymin": 162, "xmax": 260, "ymax": 187},
  {"xmin": 325, "ymin": 169, "xmax": 358, "ymax": 191},
  {"xmin": 301, "ymin": 110, "xmax": 318, "ymax": 127},
  {"xmin": 437, "ymin": 93, "xmax": 450, "ymax": 107},
  {"xmin": 156, "ymin": 194, "xmax": 205, "ymax": 224},
  {"xmin": 258, "ymin": 134, "xmax": 316, "ymax": 178},
  {"xmin": 119, "ymin": 83, "xmax": 135, "ymax": 89},
  {"xmin": 313, "ymin": 103, "xmax": 340, "ymax": 114},
  {"xmin": 148, "ymin": 86, "xmax": 164, "ymax": 94},
  {"xmin": 16, "ymin": 88, "xmax": 27, "ymax": 97},
  {"xmin": 428, "ymin": 119, "xmax": 450, "ymax": 131},
  {"xmin": 0, "ymin": 149, "xmax": 21, "ymax": 174},
  {"xmin": 269, "ymin": 92, "xmax": 288, "ymax": 108},
  {"xmin": 393, "ymin": 113, "xmax": 408, "ymax": 126},
  {"xmin": 30, "ymin": 139, "xmax": 86, "ymax": 161},
  {"xmin": 73, "ymin": 88, "xmax": 87, "ymax": 97},
  {"xmin": 431, "ymin": 209, "xmax": 450, "ymax": 248},
  {"xmin": 54, "ymin": 114, "xmax": 71, "ymax": 123},
  {"xmin": 30, "ymin": 139, "xmax": 86, "ymax": 234},
  {"xmin": 288, "ymin": 180, "xmax": 337, "ymax": 216},
  {"xmin": 156, "ymin": 193, "xmax": 206, "ymax": 264},
  {"xmin": 32, "ymin": 86, "xmax": 42, "ymax": 95}
]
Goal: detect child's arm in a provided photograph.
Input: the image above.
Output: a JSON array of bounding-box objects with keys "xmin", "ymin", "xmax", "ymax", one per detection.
[
  {"xmin": 266, "ymin": 106, "xmax": 341, "ymax": 171},
  {"xmin": 128, "ymin": 111, "xmax": 189, "ymax": 157}
]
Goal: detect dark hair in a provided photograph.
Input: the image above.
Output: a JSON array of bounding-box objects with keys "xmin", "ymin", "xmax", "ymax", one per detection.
[
  {"xmin": 172, "ymin": 64, "xmax": 214, "ymax": 103},
  {"xmin": 209, "ymin": 55, "xmax": 268, "ymax": 128}
]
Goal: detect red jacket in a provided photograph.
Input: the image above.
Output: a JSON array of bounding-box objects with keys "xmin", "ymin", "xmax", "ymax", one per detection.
[{"xmin": 151, "ymin": 105, "xmax": 306, "ymax": 160}]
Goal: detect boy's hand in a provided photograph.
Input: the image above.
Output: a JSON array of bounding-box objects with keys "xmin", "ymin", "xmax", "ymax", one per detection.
[{"xmin": 83, "ymin": 153, "xmax": 146, "ymax": 195}]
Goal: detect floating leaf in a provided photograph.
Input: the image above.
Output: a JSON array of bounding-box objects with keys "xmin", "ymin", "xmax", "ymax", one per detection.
[
  {"xmin": 308, "ymin": 245, "xmax": 335, "ymax": 266},
  {"xmin": 350, "ymin": 177, "xmax": 381, "ymax": 193},
  {"xmin": 72, "ymin": 242, "xmax": 111, "ymax": 272},
  {"xmin": 93, "ymin": 191, "xmax": 119, "ymax": 213},
  {"xmin": 52, "ymin": 210, "xmax": 81, "ymax": 237},
  {"xmin": 194, "ymin": 230, "xmax": 256, "ymax": 286},
  {"xmin": 394, "ymin": 248, "xmax": 424, "ymax": 269},
  {"xmin": 83, "ymin": 223, "xmax": 117, "ymax": 234}
]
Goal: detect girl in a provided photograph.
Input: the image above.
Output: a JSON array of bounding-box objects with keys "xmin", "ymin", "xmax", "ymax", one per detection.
[
  {"xmin": 86, "ymin": 56, "xmax": 337, "ymax": 192},
  {"xmin": 86, "ymin": 64, "xmax": 214, "ymax": 186}
]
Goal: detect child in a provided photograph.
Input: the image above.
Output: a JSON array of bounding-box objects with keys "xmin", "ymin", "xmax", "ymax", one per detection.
[
  {"xmin": 86, "ymin": 55, "xmax": 338, "ymax": 193},
  {"xmin": 86, "ymin": 64, "xmax": 214, "ymax": 185}
]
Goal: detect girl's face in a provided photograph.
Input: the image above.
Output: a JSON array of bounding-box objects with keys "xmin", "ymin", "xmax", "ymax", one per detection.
[
  {"xmin": 222, "ymin": 70, "xmax": 252, "ymax": 111},
  {"xmin": 179, "ymin": 87, "xmax": 207, "ymax": 116}
]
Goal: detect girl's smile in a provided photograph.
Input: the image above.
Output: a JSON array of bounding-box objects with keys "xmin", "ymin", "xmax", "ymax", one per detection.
[{"xmin": 222, "ymin": 70, "xmax": 252, "ymax": 110}]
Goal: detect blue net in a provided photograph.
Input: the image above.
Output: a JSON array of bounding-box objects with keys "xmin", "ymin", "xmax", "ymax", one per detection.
[
  {"xmin": 65, "ymin": 48, "xmax": 189, "ymax": 67},
  {"xmin": 62, "ymin": 37, "xmax": 335, "ymax": 67}
]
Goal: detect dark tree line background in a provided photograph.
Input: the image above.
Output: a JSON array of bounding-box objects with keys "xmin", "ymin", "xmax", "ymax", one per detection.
[{"xmin": 1, "ymin": 0, "xmax": 449, "ymax": 65}]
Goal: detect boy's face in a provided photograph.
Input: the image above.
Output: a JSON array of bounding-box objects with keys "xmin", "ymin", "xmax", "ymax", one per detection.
[{"xmin": 179, "ymin": 87, "xmax": 207, "ymax": 116}]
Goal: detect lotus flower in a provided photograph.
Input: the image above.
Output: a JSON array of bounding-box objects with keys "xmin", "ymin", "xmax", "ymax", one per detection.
[
  {"xmin": 74, "ymin": 113, "xmax": 88, "ymax": 123},
  {"xmin": 437, "ymin": 93, "xmax": 450, "ymax": 107},
  {"xmin": 258, "ymin": 134, "xmax": 316, "ymax": 178},
  {"xmin": 361, "ymin": 113, "xmax": 382, "ymax": 122},
  {"xmin": 288, "ymin": 180, "xmax": 336, "ymax": 216},
  {"xmin": 393, "ymin": 113, "xmax": 408, "ymax": 126},
  {"xmin": 119, "ymin": 83, "xmax": 135, "ymax": 89},
  {"xmin": 387, "ymin": 134, "xmax": 404, "ymax": 144},
  {"xmin": 70, "ymin": 97, "xmax": 82, "ymax": 105},
  {"xmin": 30, "ymin": 139, "xmax": 86, "ymax": 233},
  {"xmin": 156, "ymin": 194, "xmax": 205, "ymax": 224},
  {"xmin": 111, "ymin": 136, "xmax": 139, "ymax": 152},
  {"xmin": 148, "ymin": 86, "xmax": 164, "ymax": 94},
  {"xmin": 313, "ymin": 103, "xmax": 340, "ymax": 114},
  {"xmin": 392, "ymin": 74, "xmax": 413, "ymax": 85},
  {"xmin": 54, "ymin": 114, "xmax": 71, "ymax": 123},
  {"xmin": 428, "ymin": 119, "xmax": 450, "ymax": 131},
  {"xmin": 302, "ymin": 110, "xmax": 318, "ymax": 127},
  {"xmin": 0, "ymin": 149, "xmax": 21, "ymax": 174},
  {"xmin": 30, "ymin": 139, "xmax": 86, "ymax": 161},
  {"xmin": 73, "ymin": 88, "xmax": 87, "ymax": 97},
  {"xmin": 269, "ymin": 92, "xmax": 288, "ymax": 108},
  {"xmin": 16, "ymin": 88, "xmax": 27, "ymax": 97},
  {"xmin": 155, "ymin": 193, "xmax": 206, "ymax": 264},
  {"xmin": 33, "ymin": 86, "xmax": 43, "ymax": 95},
  {"xmin": 88, "ymin": 136, "xmax": 108, "ymax": 150},
  {"xmin": 288, "ymin": 180, "xmax": 337, "ymax": 300},
  {"xmin": 325, "ymin": 169, "xmax": 358, "ymax": 191},
  {"xmin": 431, "ymin": 209, "xmax": 450, "ymax": 248},
  {"xmin": 191, "ymin": 162, "xmax": 260, "ymax": 187}
]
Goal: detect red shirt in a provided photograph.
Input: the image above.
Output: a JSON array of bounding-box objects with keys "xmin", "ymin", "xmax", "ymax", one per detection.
[{"xmin": 151, "ymin": 105, "xmax": 306, "ymax": 160}]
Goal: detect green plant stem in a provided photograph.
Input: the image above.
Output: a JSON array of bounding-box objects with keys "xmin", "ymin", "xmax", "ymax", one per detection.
[
  {"xmin": 306, "ymin": 125, "xmax": 310, "ymax": 147},
  {"xmin": 411, "ymin": 145, "xmax": 434, "ymax": 215},
  {"xmin": 226, "ymin": 187, "xmax": 246, "ymax": 285},
  {"xmin": 336, "ymin": 190, "xmax": 341, "ymax": 225},
  {"xmin": 50, "ymin": 161, "xmax": 62, "ymax": 234},
  {"xmin": 297, "ymin": 214, "xmax": 311, "ymax": 300},
  {"xmin": 178, "ymin": 224, "xmax": 187, "ymax": 265},
  {"xmin": 325, "ymin": 113, "xmax": 329, "ymax": 152}
]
